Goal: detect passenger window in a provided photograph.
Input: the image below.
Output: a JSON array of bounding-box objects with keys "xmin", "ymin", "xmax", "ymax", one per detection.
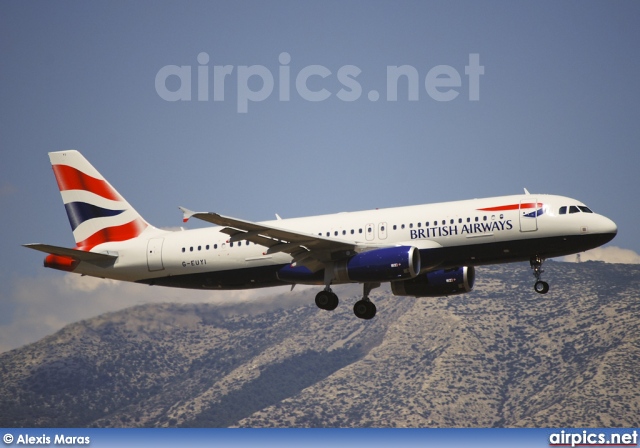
[
  {"xmin": 409, "ymin": 223, "xmax": 413, "ymax": 229},
  {"xmin": 206, "ymin": 245, "xmax": 210, "ymax": 250},
  {"xmin": 342, "ymin": 230, "xmax": 346, "ymax": 235},
  {"xmin": 559, "ymin": 206, "xmax": 567, "ymax": 215},
  {"xmin": 182, "ymin": 248, "xmax": 185, "ymax": 253},
  {"xmin": 214, "ymin": 244, "xmax": 218, "ymax": 249},
  {"xmin": 401, "ymin": 224, "xmax": 405, "ymax": 229},
  {"xmin": 426, "ymin": 222, "xmax": 430, "ymax": 227},
  {"xmin": 569, "ymin": 206, "xmax": 580, "ymax": 214},
  {"xmin": 393, "ymin": 225, "xmax": 397, "ymax": 230}
]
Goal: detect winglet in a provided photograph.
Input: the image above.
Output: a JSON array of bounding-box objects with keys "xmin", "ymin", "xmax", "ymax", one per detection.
[
  {"xmin": 179, "ymin": 206, "xmax": 196, "ymax": 223},
  {"xmin": 523, "ymin": 188, "xmax": 531, "ymax": 195}
]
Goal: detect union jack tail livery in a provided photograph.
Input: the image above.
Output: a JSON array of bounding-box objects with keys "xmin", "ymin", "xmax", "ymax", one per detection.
[{"xmin": 49, "ymin": 150, "xmax": 152, "ymax": 250}]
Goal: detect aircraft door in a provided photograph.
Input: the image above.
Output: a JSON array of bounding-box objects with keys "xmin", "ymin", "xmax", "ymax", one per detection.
[
  {"xmin": 378, "ymin": 222, "xmax": 388, "ymax": 240},
  {"xmin": 147, "ymin": 238, "xmax": 165, "ymax": 271},
  {"xmin": 519, "ymin": 199, "xmax": 538, "ymax": 232},
  {"xmin": 365, "ymin": 223, "xmax": 375, "ymax": 241}
]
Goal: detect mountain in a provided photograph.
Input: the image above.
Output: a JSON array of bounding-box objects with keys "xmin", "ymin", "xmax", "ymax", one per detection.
[{"xmin": 1, "ymin": 261, "xmax": 639, "ymax": 428}]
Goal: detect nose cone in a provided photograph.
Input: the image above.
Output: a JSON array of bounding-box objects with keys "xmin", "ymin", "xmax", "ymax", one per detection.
[
  {"xmin": 596, "ymin": 215, "xmax": 618, "ymax": 244},
  {"xmin": 603, "ymin": 216, "xmax": 617, "ymax": 235}
]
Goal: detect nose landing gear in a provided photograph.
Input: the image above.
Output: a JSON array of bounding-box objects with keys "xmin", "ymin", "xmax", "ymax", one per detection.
[{"xmin": 530, "ymin": 255, "xmax": 549, "ymax": 294}]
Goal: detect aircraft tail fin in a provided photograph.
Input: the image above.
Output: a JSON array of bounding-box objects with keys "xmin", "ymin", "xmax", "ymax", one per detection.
[{"xmin": 49, "ymin": 150, "xmax": 152, "ymax": 250}]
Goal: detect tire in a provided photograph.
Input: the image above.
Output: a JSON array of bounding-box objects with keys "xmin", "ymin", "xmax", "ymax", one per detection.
[
  {"xmin": 353, "ymin": 300, "xmax": 376, "ymax": 320},
  {"xmin": 315, "ymin": 291, "xmax": 339, "ymax": 310},
  {"xmin": 534, "ymin": 281, "xmax": 549, "ymax": 294},
  {"xmin": 326, "ymin": 292, "xmax": 339, "ymax": 311}
]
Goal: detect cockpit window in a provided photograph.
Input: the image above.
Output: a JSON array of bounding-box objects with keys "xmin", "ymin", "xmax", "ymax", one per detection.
[{"xmin": 560, "ymin": 205, "xmax": 594, "ymax": 215}]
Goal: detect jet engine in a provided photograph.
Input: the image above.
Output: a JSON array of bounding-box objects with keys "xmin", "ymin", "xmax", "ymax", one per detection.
[
  {"xmin": 278, "ymin": 246, "xmax": 421, "ymax": 284},
  {"xmin": 391, "ymin": 266, "xmax": 475, "ymax": 297}
]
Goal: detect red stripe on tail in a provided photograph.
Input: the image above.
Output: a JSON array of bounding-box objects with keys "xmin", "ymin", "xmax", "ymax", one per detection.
[
  {"xmin": 76, "ymin": 218, "xmax": 148, "ymax": 250},
  {"xmin": 52, "ymin": 164, "xmax": 122, "ymax": 201}
]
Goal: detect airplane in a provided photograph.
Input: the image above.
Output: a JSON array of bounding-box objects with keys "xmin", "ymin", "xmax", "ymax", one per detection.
[{"xmin": 24, "ymin": 150, "xmax": 618, "ymax": 320}]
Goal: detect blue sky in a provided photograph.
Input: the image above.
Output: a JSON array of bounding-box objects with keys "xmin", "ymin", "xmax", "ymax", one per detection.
[{"xmin": 1, "ymin": 1, "xmax": 639, "ymax": 352}]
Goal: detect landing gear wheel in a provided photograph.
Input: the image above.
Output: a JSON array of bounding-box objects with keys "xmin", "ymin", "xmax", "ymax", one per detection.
[
  {"xmin": 534, "ymin": 280, "xmax": 549, "ymax": 294},
  {"xmin": 353, "ymin": 300, "xmax": 376, "ymax": 320},
  {"xmin": 530, "ymin": 256, "xmax": 549, "ymax": 294},
  {"xmin": 315, "ymin": 290, "xmax": 339, "ymax": 311}
]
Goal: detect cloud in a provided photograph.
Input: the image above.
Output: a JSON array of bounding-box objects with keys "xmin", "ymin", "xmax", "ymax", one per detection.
[
  {"xmin": 5, "ymin": 242, "xmax": 638, "ymax": 354},
  {"xmin": 13, "ymin": 246, "xmax": 637, "ymax": 354},
  {"xmin": 0, "ymin": 272, "xmax": 341, "ymax": 354},
  {"xmin": 560, "ymin": 246, "xmax": 640, "ymax": 264}
]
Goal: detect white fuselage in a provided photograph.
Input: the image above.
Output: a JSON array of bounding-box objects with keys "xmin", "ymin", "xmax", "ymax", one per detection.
[{"xmin": 75, "ymin": 193, "xmax": 617, "ymax": 289}]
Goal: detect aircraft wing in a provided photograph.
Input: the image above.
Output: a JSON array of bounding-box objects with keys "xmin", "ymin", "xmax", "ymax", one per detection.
[{"xmin": 179, "ymin": 207, "xmax": 364, "ymax": 269}]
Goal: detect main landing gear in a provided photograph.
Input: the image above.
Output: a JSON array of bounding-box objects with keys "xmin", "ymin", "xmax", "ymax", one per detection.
[
  {"xmin": 315, "ymin": 282, "xmax": 380, "ymax": 320},
  {"xmin": 530, "ymin": 255, "xmax": 550, "ymax": 294},
  {"xmin": 315, "ymin": 287, "xmax": 339, "ymax": 311},
  {"xmin": 353, "ymin": 282, "xmax": 380, "ymax": 320}
]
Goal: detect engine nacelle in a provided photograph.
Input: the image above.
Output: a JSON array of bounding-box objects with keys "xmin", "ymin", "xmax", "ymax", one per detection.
[
  {"xmin": 335, "ymin": 245, "xmax": 421, "ymax": 282},
  {"xmin": 277, "ymin": 246, "xmax": 421, "ymax": 284},
  {"xmin": 391, "ymin": 266, "xmax": 475, "ymax": 297}
]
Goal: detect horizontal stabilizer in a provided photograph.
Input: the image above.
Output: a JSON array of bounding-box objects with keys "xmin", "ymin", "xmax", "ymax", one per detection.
[{"xmin": 23, "ymin": 243, "xmax": 118, "ymax": 263}]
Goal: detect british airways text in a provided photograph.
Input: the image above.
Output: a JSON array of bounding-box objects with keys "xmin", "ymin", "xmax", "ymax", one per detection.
[{"xmin": 410, "ymin": 220, "xmax": 514, "ymax": 239}]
